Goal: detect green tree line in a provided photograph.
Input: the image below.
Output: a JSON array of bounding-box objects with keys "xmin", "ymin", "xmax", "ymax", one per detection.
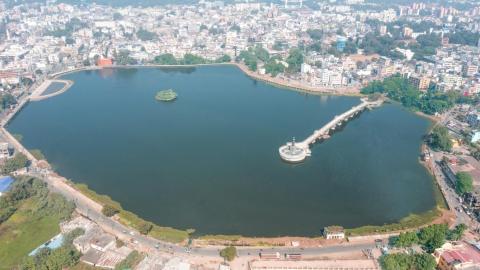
[
  {"xmin": 361, "ymin": 75, "xmax": 471, "ymax": 115},
  {"xmin": 153, "ymin": 53, "xmax": 231, "ymax": 65}
]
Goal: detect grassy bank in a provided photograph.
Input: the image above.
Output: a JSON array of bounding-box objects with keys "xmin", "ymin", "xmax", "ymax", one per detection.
[
  {"xmin": 71, "ymin": 182, "xmax": 189, "ymax": 243},
  {"xmin": 198, "ymin": 234, "xmax": 242, "ymax": 241},
  {"xmin": 71, "ymin": 179, "xmax": 447, "ymax": 242},
  {"xmin": 346, "ymin": 208, "xmax": 442, "ymax": 236},
  {"xmin": 347, "ymin": 179, "xmax": 448, "ymax": 236},
  {"xmin": 0, "ymin": 197, "xmax": 62, "ymax": 269},
  {"xmin": 0, "ymin": 177, "xmax": 74, "ymax": 269}
]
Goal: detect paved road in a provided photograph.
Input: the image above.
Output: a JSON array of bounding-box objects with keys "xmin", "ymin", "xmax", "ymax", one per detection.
[{"xmin": 429, "ymin": 151, "xmax": 475, "ymax": 227}]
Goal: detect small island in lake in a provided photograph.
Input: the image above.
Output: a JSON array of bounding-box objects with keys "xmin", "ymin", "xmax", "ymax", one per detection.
[{"xmin": 155, "ymin": 89, "xmax": 178, "ymax": 102}]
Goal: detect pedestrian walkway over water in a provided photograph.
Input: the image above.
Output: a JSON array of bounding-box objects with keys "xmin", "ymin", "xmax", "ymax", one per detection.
[{"xmin": 279, "ymin": 98, "xmax": 384, "ymax": 162}]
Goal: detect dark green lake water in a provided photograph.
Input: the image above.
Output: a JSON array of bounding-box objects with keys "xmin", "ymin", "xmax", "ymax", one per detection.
[{"xmin": 8, "ymin": 66, "xmax": 436, "ymax": 237}]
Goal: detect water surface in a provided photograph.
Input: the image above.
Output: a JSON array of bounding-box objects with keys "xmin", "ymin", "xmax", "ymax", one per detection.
[{"xmin": 8, "ymin": 66, "xmax": 436, "ymax": 236}]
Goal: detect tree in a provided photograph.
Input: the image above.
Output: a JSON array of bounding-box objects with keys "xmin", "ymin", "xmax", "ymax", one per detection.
[
  {"xmin": 412, "ymin": 253, "xmax": 436, "ymax": 270},
  {"xmin": 418, "ymin": 224, "xmax": 448, "ymax": 253},
  {"xmin": 447, "ymin": 223, "xmax": 467, "ymax": 241},
  {"xmin": 254, "ymin": 46, "xmax": 269, "ymax": 62},
  {"xmin": 136, "ymin": 29, "xmax": 157, "ymax": 41},
  {"xmin": 429, "ymin": 126, "xmax": 452, "ymax": 152},
  {"xmin": 306, "ymin": 29, "xmax": 323, "ymax": 40},
  {"xmin": 380, "ymin": 253, "xmax": 436, "ymax": 270},
  {"xmin": 29, "ymin": 149, "xmax": 45, "ymax": 160},
  {"xmin": 273, "ymin": 40, "xmax": 286, "ymax": 51},
  {"xmin": 102, "ymin": 204, "xmax": 120, "ymax": 217},
  {"xmin": 182, "ymin": 54, "xmax": 207, "ymax": 65},
  {"xmin": 394, "ymin": 231, "xmax": 419, "ymax": 248},
  {"xmin": 115, "ymin": 251, "xmax": 143, "ymax": 270},
  {"xmin": 238, "ymin": 50, "xmax": 257, "ymax": 71},
  {"xmin": 447, "ymin": 30, "xmax": 480, "ymax": 46},
  {"xmin": 380, "ymin": 253, "xmax": 412, "ymax": 270},
  {"xmin": 0, "ymin": 93, "xmax": 16, "ymax": 110},
  {"xmin": 219, "ymin": 246, "xmax": 236, "ymax": 261},
  {"xmin": 2, "ymin": 153, "xmax": 28, "ymax": 174},
  {"xmin": 65, "ymin": 37, "xmax": 75, "ymax": 45},
  {"xmin": 113, "ymin": 12, "xmax": 123, "ymax": 20},
  {"xmin": 455, "ymin": 172, "xmax": 473, "ymax": 195},
  {"xmin": 115, "ymin": 50, "xmax": 137, "ymax": 65},
  {"xmin": 153, "ymin": 53, "xmax": 178, "ymax": 65},
  {"xmin": 215, "ymin": 54, "xmax": 231, "ymax": 63},
  {"xmin": 264, "ymin": 57, "xmax": 285, "ymax": 77},
  {"xmin": 229, "ymin": 24, "xmax": 240, "ymax": 32},
  {"xmin": 286, "ymin": 48, "xmax": 304, "ymax": 73},
  {"xmin": 138, "ymin": 222, "xmax": 153, "ymax": 235},
  {"xmin": 343, "ymin": 40, "xmax": 358, "ymax": 54}
]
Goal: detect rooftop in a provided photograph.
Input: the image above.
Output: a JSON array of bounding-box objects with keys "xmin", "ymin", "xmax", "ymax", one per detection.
[
  {"xmin": 437, "ymin": 242, "xmax": 480, "ymax": 265},
  {"xmin": 0, "ymin": 176, "xmax": 14, "ymax": 193}
]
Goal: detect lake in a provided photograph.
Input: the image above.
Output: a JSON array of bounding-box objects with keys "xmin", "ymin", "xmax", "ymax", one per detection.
[{"xmin": 8, "ymin": 66, "xmax": 436, "ymax": 236}]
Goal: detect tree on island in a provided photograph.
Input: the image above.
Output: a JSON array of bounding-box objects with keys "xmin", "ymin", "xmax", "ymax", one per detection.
[
  {"xmin": 219, "ymin": 246, "xmax": 237, "ymax": 261},
  {"xmin": 455, "ymin": 172, "xmax": 473, "ymax": 196}
]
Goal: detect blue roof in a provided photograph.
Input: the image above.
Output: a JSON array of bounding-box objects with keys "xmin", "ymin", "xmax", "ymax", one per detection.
[{"xmin": 0, "ymin": 176, "xmax": 14, "ymax": 193}]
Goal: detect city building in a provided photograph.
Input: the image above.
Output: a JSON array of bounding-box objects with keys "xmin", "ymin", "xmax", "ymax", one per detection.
[
  {"xmin": 336, "ymin": 36, "xmax": 347, "ymax": 52},
  {"xmin": 0, "ymin": 176, "xmax": 14, "ymax": 197},
  {"xmin": 0, "ymin": 142, "xmax": 10, "ymax": 159},
  {"xmin": 323, "ymin": 226, "xmax": 345, "ymax": 239},
  {"xmin": 409, "ymin": 75, "xmax": 431, "ymax": 91},
  {"xmin": 435, "ymin": 242, "xmax": 480, "ymax": 270},
  {"xmin": 403, "ymin": 26, "xmax": 413, "ymax": 38}
]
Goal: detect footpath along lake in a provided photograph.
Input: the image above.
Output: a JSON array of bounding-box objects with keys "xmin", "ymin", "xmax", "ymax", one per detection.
[{"xmin": 8, "ymin": 66, "xmax": 437, "ymax": 236}]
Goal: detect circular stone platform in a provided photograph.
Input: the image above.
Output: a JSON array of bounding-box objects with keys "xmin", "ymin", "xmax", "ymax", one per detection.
[{"xmin": 279, "ymin": 141, "xmax": 308, "ymax": 163}]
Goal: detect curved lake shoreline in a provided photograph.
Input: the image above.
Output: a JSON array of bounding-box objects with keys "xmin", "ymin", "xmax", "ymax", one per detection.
[
  {"xmin": 50, "ymin": 63, "xmax": 361, "ymax": 97},
  {"xmin": 9, "ymin": 66, "xmax": 440, "ymax": 237}
]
